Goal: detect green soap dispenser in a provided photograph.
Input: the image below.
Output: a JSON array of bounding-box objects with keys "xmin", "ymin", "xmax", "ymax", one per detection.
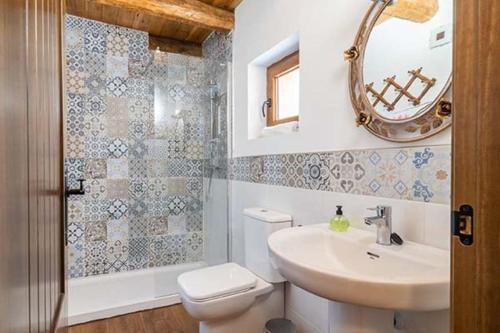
[{"xmin": 330, "ymin": 205, "xmax": 350, "ymax": 232}]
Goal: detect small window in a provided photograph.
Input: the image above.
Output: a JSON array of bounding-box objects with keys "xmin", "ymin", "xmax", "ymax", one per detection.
[{"xmin": 266, "ymin": 51, "xmax": 299, "ymax": 127}]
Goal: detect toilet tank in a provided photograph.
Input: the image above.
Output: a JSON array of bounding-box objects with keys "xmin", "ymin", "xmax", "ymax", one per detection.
[{"xmin": 244, "ymin": 207, "xmax": 292, "ymax": 283}]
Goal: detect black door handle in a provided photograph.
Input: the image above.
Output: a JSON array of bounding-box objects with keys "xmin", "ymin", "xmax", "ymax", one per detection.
[{"xmin": 66, "ymin": 178, "xmax": 85, "ymax": 197}]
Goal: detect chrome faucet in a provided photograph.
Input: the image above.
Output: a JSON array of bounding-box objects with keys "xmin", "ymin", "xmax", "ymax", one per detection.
[{"xmin": 364, "ymin": 206, "xmax": 392, "ymax": 246}]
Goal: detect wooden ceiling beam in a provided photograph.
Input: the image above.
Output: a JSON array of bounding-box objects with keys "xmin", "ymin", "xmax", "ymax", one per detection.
[
  {"xmin": 149, "ymin": 35, "xmax": 203, "ymax": 57},
  {"xmin": 90, "ymin": 0, "xmax": 234, "ymax": 31}
]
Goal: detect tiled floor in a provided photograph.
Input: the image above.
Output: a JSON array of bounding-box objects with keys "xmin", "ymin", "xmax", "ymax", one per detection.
[{"xmin": 68, "ymin": 304, "xmax": 198, "ymax": 333}]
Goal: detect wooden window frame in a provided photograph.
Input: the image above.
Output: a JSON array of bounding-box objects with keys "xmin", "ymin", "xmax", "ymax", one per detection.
[{"xmin": 266, "ymin": 51, "xmax": 300, "ymax": 127}]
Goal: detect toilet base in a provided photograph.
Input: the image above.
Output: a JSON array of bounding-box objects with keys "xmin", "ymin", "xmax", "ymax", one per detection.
[{"xmin": 200, "ymin": 283, "xmax": 284, "ymax": 333}]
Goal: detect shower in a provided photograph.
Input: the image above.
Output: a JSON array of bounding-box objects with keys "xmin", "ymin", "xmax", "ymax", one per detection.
[{"xmin": 64, "ymin": 16, "xmax": 232, "ymax": 324}]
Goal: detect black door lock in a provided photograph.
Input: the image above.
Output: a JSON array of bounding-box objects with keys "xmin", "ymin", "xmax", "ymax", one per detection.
[{"xmin": 452, "ymin": 204, "xmax": 474, "ymax": 246}]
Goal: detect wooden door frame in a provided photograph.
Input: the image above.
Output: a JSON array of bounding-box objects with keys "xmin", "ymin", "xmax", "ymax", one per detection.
[{"xmin": 451, "ymin": 0, "xmax": 500, "ymax": 332}]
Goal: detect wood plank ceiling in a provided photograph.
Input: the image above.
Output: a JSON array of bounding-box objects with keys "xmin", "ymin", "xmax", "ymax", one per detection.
[{"xmin": 65, "ymin": 0, "xmax": 242, "ymax": 56}]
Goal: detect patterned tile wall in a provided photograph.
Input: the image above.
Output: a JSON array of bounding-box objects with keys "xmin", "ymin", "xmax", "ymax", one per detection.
[
  {"xmin": 64, "ymin": 15, "xmax": 212, "ymax": 278},
  {"xmin": 229, "ymin": 145, "xmax": 451, "ymax": 205}
]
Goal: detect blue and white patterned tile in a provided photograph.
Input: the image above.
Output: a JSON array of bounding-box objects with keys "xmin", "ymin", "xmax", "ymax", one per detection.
[
  {"xmin": 303, "ymin": 153, "xmax": 331, "ymax": 191},
  {"xmin": 167, "ymin": 196, "xmax": 188, "ymax": 217},
  {"xmin": 146, "ymin": 139, "xmax": 169, "ymax": 160},
  {"xmin": 128, "ymin": 237, "xmax": 149, "ymax": 270},
  {"xmin": 67, "ymin": 135, "xmax": 86, "ymax": 159},
  {"xmin": 64, "ymin": 15, "xmax": 225, "ymax": 277},
  {"xmin": 84, "ymin": 19, "xmax": 109, "ymax": 36},
  {"xmin": 228, "ymin": 146, "xmax": 451, "ymax": 205},
  {"xmin": 129, "ymin": 122, "xmax": 152, "ymax": 142},
  {"xmin": 128, "ymin": 199, "xmax": 148, "ymax": 218},
  {"xmin": 67, "ymin": 222, "xmax": 85, "ymax": 245},
  {"xmin": 66, "ymin": 109, "xmax": 85, "ymax": 137},
  {"xmin": 186, "ymin": 178, "xmax": 203, "ymax": 198},
  {"xmin": 83, "ymin": 200, "xmax": 110, "ymax": 222},
  {"xmin": 129, "ymin": 218, "xmax": 148, "ymax": 239},
  {"xmin": 85, "ymin": 137, "xmax": 109, "ymax": 159},
  {"xmin": 85, "ymin": 94, "xmax": 107, "ymax": 115},
  {"xmin": 277, "ymin": 154, "xmax": 300, "ymax": 187},
  {"xmin": 67, "ymin": 93, "xmax": 85, "ymax": 115},
  {"xmin": 107, "ymin": 199, "xmax": 128, "ymax": 219},
  {"xmin": 107, "ymin": 138, "xmax": 128, "ymax": 158},
  {"xmin": 65, "ymin": 158, "xmax": 86, "ymax": 188},
  {"xmin": 128, "ymin": 97, "xmax": 152, "ymax": 119},
  {"xmin": 410, "ymin": 146, "xmax": 451, "ymax": 204},
  {"xmin": 186, "ymin": 160, "xmax": 203, "ymax": 178},
  {"xmin": 65, "ymin": 15, "xmax": 86, "ymax": 30},
  {"xmin": 129, "ymin": 159, "xmax": 148, "ymax": 180},
  {"xmin": 149, "ymin": 234, "xmax": 186, "ymax": 267},
  {"xmin": 329, "ymin": 150, "xmax": 366, "ymax": 194},
  {"xmin": 107, "ymin": 238, "xmax": 129, "ymax": 273},
  {"xmin": 185, "ymin": 143, "xmax": 203, "ymax": 160},
  {"xmin": 84, "ymin": 240, "xmax": 107, "ymax": 276},
  {"xmin": 147, "ymin": 198, "xmax": 170, "ymax": 218},
  {"xmin": 147, "ymin": 178, "xmax": 169, "ymax": 198},
  {"xmin": 186, "ymin": 211, "xmax": 202, "ymax": 232},
  {"xmin": 412, "ymin": 147, "xmax": 435, "ymax": 169},
  {"xmin": 186, "ymin": 232, "xmax": 203, "ymax": 262},
  {"xmin": 106, "ymin": 77, "xmax": 128, "ymax": 97},
  {"xmin": 66, "ymin": 49, "xmax": 86, "ymax": 72},
  {"xmin": 86, "ymin": 73, "xmax": 107, "ymax": 96},
  {"xmin": 85, "ymin": 179, "xmax": 108, "ymax": 201},
  {"xmin": 128, "ymin": 32, "xmax": 149, "ymax": 61},
  {"xmin": 67, "ymin": 198, "xmax": 85, "ymax": 222},
  {"xmin": 107, "ymin": 32, "xmax": 129, "ymax": 58},
  {"xmin": 127, "ymin": 78, "xmax": 153, "ymax": 100},
  {"xmin": 67, "ymin": 70, "xmax": 89, "ymax": 94},
  {"xmin": 85, "ymin": 51, "xmax": 106, "ymax": 75},
  {"xmin": 68, "ymin": 242, "xmax": 85, "ymax": 279},
  {"xmin": 84, "ymin": 31, "xmax": 107, "ymax": 54},
  {"xmin": 84, "ymin": 114, "xmax": 107, "ymax": 139},
  {"xmin": 167, "ymin": 159, "xmax": 188, "ymax": 177},
  {"xmin": 129, "ymin": 180, "xmax": 148, "ymax": 200},
  {"xmin": 185, "ymin": 196, "xmax": 202, "ymax": 213},
  {"xmin": 263, "ymin": 154, "xmax": 284, "ymax": 186}
]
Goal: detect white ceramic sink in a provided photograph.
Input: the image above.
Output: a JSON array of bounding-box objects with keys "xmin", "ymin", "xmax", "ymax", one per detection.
[{"xmin": 268, "ymin": 224, "xmax": 450, "ymax": 312}]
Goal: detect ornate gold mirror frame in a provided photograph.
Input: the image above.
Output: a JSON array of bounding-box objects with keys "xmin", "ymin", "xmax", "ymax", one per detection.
[{"xmin": 346, "ymin": 0, "xmax": 452, "ymax": 142}]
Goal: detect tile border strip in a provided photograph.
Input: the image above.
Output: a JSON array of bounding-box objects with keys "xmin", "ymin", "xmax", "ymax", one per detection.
[{"xmin": 227, "ymin": 145, "xmax": 451, "ymax": 205}]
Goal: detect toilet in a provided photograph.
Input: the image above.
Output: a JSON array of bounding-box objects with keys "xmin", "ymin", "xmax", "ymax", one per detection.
[{"xmin": 177, "ymin": 208, "xmax": 292, "ymax": 333}]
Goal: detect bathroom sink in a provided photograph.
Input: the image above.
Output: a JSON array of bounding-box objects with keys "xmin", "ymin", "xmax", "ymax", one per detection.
[{"xmin": 267, "ymin": 224, "xmax": 450, "ymax": 311}]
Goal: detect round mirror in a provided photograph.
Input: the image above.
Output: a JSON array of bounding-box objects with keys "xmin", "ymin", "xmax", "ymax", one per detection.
[
  {"xmin": 347, "ymin": 0, "xmax": 453, "ymax": 141},
  {"xmin": 363, "ymin": 0, "xmax": 452, "ymax": 121}
]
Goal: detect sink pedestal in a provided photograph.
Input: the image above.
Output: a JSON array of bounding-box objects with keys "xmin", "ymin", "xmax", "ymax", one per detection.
[{"xmin": 329, "ymin": 302, "xmax": 394, "ymax": 333}]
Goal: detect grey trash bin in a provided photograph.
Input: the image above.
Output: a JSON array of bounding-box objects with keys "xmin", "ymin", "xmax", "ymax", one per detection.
[{"xmin": 264, "ymin": 319, "xmax": 297, "ymax": 333}]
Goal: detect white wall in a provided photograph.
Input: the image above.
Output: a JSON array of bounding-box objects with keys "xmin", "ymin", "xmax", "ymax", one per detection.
[
  {"xmin": 233, "ymin": 0, "xmax": 451, "ymax": 158},
  {"xmin": 232, "ymin": 0, "xmax": 451, "ymax": 332}
]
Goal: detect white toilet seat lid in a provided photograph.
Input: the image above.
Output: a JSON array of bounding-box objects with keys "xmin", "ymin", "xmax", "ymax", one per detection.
[{"xmin": 178, "ymin": 263, "xmax": 258, "ymax": 302}]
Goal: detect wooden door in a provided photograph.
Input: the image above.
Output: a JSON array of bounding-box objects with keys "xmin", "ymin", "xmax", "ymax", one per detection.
[
  {"xmin": 452, "ymin": 0, "xmax": 500, "ymax": 332},
  {"xmin": 0, "ymin": 0, "xmax": 31, "ymax": 332},
  {"xmin": 0, "ymin": 0, "xmax": 66, "ymax": 332}
]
